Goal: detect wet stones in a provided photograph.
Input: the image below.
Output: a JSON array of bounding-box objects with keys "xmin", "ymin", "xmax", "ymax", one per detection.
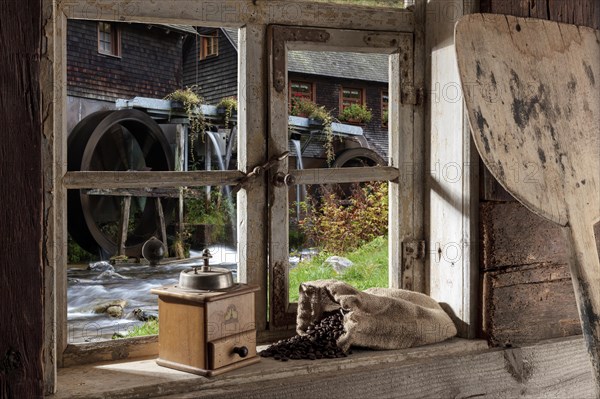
[{"xmin": 259, "ymin": 311, "xmax": 351, "ymax": 361}]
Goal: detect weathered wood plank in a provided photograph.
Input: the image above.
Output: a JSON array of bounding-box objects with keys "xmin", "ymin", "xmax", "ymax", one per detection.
[
  {"xmin": 41, "ymin": 0, "xmax": 61, "ymax": 392},
  {"xmin": 237, "ymin": 24, "xmax": 269, "ymax": 332},
  {"xmin": 0, "ymin": 0, "xmax": 45, "ymax": 397},
  {"xmin": 55, "ymin": 337, "xmax": 595, "ymax": 399},
  {"xmin": 63, "ymin": 170, "xmax": 245, "ymax": 189},
  {"xmin": 456, "ymin": 13, "xmax": 600, "ymax": 391},
  {"xmin": 483, "ymin": 263, "xmax": 581, "ymax": 346},
  {"xmin": 292, "ymin": 166, "xmax": 399, "ymax": 185},
  {"xmin": 480, "ymin": 202, "xmax": 569, "ymax": 270},
  {"xmin": 62, "ymin": 336, "xmax": 159, "ymax": 368},
  {"xmin": 425, "ymin": 0, "xmax": 478, "ymax": 338},
  {"xmin": 60, "ymin": 0, "xmax": 414, "ymax": 32}
]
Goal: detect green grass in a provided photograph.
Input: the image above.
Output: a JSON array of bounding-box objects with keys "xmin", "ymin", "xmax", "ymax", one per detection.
[
  {"xmin": 288, "ymin": 236, "xmax": 388, "ymax": 302},
  {"xmin": 114, "ymin": 320, "xmax": 159, "ymax": 339}
]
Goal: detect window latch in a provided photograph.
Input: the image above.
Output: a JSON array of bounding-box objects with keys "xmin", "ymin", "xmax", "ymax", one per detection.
[{"xmin": 232, "ymin": 151, "xmax": 290, "ymax": 194}]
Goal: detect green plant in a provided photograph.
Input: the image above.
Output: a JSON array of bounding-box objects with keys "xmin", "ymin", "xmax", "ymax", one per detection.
[
  {"xmin": 184, "ymin": 190, "xmax": 234, "ymax": 244},
  {"xmin": 288, "ymin": 236, "xmax": 389, "ymax": 302},
  {"xmin": 299, "ymin": 181, "xmax": 388, "ymax": 254},
  {"xmin": 290, "ymin": 98, "xmax": 336, "ymax": 164},
  {"xmin": 217, "ymin": 96, "xmax": 237, "ymax": 128},
  {"xmin": 382, "ymin": 109, "xmax": 388, "ymax": 126},
  {"xmin": 338, "ymin": 103, "xmax": 373, "ymax": 124},
  {"xmin": 113, "ymin": 320, "xmax": 159, "ymax": 339},
  {"xmin": 165, "ymin": 86, "xmax": 206, "ymax": 166},
  {"xmin": 67, "ymin": 234, "xmax": 97, "ymax": 264}
]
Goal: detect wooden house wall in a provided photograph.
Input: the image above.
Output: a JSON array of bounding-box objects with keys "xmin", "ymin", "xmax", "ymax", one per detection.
[
  {"xmin": 67, "ymin": 20, "xmax": 184, "ymax": 101},
  {"xmin": 479, "ymin": 0, "xmax": 600, "ymax": 346},
  {"xmin": 182, "ymin": 28, "xmax": 238, "ymax": 105},
  {"xmin": 0, "ymin": 0, "xmax": 44, "ymax": 397}
]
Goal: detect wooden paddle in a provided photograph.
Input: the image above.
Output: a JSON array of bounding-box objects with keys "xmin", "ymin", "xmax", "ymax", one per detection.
[{"xmin": 456, "ymin": 14, "xmax": 600, "ymax": 391}]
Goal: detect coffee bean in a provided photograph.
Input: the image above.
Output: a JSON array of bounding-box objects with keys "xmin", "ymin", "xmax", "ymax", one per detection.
[{"xmin": 259, "ymin": 311, "xmax": 349, "ymax": 362}]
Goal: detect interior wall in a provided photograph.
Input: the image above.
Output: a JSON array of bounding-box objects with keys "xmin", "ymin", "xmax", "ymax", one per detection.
[
  {"xmin": 0, "ymin": 0, "xmax": 45, "ymax": 398},
  {"xmin": 479, "ymin": 0, "xmax": 600, "ymax": 346}
]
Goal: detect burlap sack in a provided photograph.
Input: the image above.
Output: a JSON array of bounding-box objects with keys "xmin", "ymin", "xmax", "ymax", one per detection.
[{"xmin": 296, "ymin": 279, "xmax": 457, "ymax": 352}]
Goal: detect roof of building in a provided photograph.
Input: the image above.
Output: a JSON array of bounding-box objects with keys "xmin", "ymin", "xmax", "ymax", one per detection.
[
  {"xmin": 154, "ymin": 24, "xmax": 199, "ymax": 36},
  {"xmin": 221, "ymin": 28, "xmax": 388, "ymax": 83}
]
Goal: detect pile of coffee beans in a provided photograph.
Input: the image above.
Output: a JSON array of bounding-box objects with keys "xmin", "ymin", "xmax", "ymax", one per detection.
[{"xmin": 259, "ymin": 310, "xmax": 351, "ymax": 361}]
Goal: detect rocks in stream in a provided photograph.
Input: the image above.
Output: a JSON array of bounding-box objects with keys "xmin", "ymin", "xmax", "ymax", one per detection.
[
  {"xmin": 93, "ymin": 299, "xmax": 127, "ymax": 318},
  {"xmin": 88, "ymin": 261, "xmax": 114, "ymax": 272},
  {"xmin": 259, "ymin": 311, "xmax": 350, "ymax": 361}
]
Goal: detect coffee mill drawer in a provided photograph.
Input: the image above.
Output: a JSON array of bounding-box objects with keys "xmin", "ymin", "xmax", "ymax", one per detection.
[{"xmin": 208, "ymin": 330, "xmax": 257, "ymax": 370}]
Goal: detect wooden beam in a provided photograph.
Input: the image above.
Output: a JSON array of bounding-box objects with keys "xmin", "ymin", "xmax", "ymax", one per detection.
[
  {"xmin": 60, "ymin": 0, "xmax": 414, "ymax": 33},
  {"xmin": 292, "ymin": 166, "xmax": 399, "ymax": 185},
  {"xmin": 0, "ymin": 0, "xmax": 45, "ymax": 397},
  {"xmin": 55, "ymin": 337, "xmax": 595, "ymax": 399},
  {"xmin": 63, "ymin": 170, "xmax": 244, "ymax": 189},
  {"xmin": 237, "ymin": 24, "xmax": 269, "ymax": 332}
]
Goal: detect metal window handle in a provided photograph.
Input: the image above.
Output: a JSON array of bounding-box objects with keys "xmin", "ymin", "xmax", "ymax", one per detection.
[
  {"xmin": 233, "ymin": 346, "xmax": 249, "ymax": 358},
  {"xmin": 232, "ymin": 151, "xmax": 290, "ymax": 194},
  {"xmin": 273, "ymin": 172, "xmax": 296, "ymax": 187}
]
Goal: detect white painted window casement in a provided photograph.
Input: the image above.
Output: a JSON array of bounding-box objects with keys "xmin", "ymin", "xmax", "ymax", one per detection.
[{"xmin": 267, "ymin": 25, "xmax": 420, "ymax": 327}]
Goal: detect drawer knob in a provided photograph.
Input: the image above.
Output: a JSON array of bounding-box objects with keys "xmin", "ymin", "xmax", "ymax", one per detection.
[{"xmin": 233, "ymin": 346, "xmax": 249, "ymax": 358}]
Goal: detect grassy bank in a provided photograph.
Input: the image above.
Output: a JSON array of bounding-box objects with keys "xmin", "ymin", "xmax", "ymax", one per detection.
[{"xmin": 288, "ymin": 236, "xmax": 388, "ymax": 302}]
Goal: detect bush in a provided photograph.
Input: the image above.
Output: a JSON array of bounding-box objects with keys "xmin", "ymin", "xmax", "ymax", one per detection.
[{"xmin": 299, "ymin": 181, "xmax": 388, "ymax": 254}]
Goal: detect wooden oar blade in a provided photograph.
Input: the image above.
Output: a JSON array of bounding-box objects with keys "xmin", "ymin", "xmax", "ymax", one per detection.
[{"xmin": 455, "ymin": 14, "xmax": 600, "ymax": 226}]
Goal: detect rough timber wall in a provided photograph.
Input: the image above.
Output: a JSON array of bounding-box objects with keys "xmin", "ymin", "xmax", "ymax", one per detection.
[
  {"xmin": 479, "ymin": 0, "xmax": 600, "ymax": 346},
  {"xmin": 0, "ymin": 0, "xmax": 44, "ymax": 397},
  {"xmin": 67, "ymin": 20, "xmax": 184, "ymax": 101}
]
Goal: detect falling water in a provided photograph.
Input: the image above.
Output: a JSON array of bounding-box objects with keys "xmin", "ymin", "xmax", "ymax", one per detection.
[
  {"xmin": 206, "ymin": 131, "xmax": 236, "ymax": 243},
  {"xmin": 224, "ymin": 125, "xmax": 237, "ymax": 171},
  {"xmin": 291, "ymin": 139, "xmax": 306, "ymax": 217}
]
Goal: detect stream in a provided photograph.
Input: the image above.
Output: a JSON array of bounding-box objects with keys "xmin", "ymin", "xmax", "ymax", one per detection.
[{"xmin": 67, "ymin": 246, "xmax": 238, "ymax": 343}]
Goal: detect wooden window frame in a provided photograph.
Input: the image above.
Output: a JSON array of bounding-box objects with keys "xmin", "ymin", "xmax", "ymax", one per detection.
[
  {"xmin": 97, "ymin": 21, "xmax": 121, "ymax": 57},
  {"xmin": 289, "ymin": 80, "xmax": 315, "ymax": 101},
  {"xmin": 199, "ymin": 30, "xmax": 219, "ymax": 60},
  {"xmin": 268, "ymin": 26, "xmax": 421, "ymax": 328},
  {"xmin": 339, "ymin": 86, "xmax": 364, "ymax": 112},
  {"xmin": 42, "ymin": 0, "xmax": 478, "ymax": 394},
  {"xmin": 288, "ymin": 80, "xmax": 315, "ymax": 112}
]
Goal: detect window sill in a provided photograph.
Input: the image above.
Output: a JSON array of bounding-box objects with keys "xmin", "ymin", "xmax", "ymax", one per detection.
[{"xmin": 53, "ymin": 336, "xmax": 593, "ymax": 398}]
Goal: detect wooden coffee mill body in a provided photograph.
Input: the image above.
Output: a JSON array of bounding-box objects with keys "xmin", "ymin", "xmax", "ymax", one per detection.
[{"xmin": 151, "ymin": 251, "xmax": 260, "ymax": 376}]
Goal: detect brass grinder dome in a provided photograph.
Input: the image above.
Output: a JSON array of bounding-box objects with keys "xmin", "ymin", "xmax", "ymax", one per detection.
[{"xmin": 179, "ymin": 249, "xmax": 234, "ymax": 290}]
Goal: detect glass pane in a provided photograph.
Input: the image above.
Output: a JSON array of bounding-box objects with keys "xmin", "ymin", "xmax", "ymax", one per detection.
[
  {"xmin": 67, "ymin": 185, "xmax": 238, "ymax": 343},
  {"xmin": 285, "ymin": 49, "xmax": 390, "ymax": 303},
  {"xmin": 288, "ymin": 182, "xmax": 389, "ymax": 302},
  {"xmin": 66, "ymin": 21, "xmax": 240, "ymax": 343}
]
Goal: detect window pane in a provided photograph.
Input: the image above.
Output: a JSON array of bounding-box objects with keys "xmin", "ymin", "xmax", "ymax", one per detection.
[
  {"xmin": 288, "ymin": 182, "xmax": 389, "ymax": 302},
  {"xmin": 67, "ymin": 185, "xmax": 238, "ymax": 343},
  {"xmin": 67, "ymin": 22, "xmax": 239, "ymax": 342}
]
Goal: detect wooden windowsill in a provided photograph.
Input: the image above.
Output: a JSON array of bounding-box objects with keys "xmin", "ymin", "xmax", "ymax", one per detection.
[{"xmin": 53, "ymin": 336, "xmax": 594, "ymax": 398}]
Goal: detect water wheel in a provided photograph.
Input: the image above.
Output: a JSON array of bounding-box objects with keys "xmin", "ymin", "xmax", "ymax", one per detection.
[{"xmin": 68, "ymin": 109, "xmax": 175, "ymax": 258}]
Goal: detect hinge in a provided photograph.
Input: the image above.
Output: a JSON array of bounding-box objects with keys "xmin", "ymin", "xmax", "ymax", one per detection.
[
  {"xmin": 402, "ymin": 239, "xmax": 425, "ymax": 260},
  {"xmin": 401, "ymin": 86, "xmax": 424, "ymax": 106},
  {"xmin": 401, "ymin": 239, "xmax": 426, "ymax": 291}
]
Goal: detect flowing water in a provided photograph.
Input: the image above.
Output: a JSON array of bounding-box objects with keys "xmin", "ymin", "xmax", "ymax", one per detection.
[
  {"xmin": 67, "ymin": 246, "xmax": 238, "ymax": 343},
  {"xmin": 291, "ymin": 139, "xmax": 306, "ymax": 216}
]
